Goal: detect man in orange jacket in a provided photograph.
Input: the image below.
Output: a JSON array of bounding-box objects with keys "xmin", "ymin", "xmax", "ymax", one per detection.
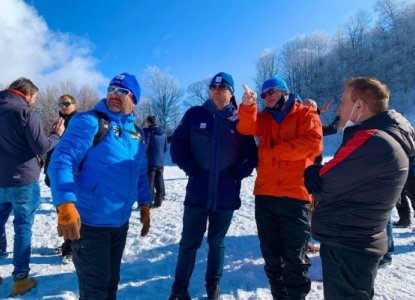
[{"xmin": 237, "ymin": 78, "xmax": 322, "ymax": 300}]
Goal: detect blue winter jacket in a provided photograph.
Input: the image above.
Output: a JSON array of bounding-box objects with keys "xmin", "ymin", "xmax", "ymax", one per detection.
[
  {"xmin": 144, "ymin": 124, "xmax": 167, "ymax": 166},
  {"xmin": 0, "ymin": 90, "xmax": 60, "ymax": 187},
  {"xmin": 170, "ymin": 99, "xmax": 258, "ymax": 211},
  {"xmin": 48, "ymin": 99, "xmax": 152, "ymax": 227}
]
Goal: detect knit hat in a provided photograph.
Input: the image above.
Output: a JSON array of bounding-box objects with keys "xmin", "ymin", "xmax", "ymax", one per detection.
[
  {"xmin": 211, "ymin": 72, "xmax": 234, "ymax": 94},
  {"xmin": 109, "ymin": 73, "xmax": 141, "ymax": 105},
  {"xmin": 262, "ymin": 77, "xmax": 289, "ymax": 93}
]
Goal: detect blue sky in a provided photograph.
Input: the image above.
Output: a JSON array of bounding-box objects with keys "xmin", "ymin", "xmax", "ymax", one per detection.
[{"xmin": 23, "ymin": 0, "xmax": 379, "ymax": 100}]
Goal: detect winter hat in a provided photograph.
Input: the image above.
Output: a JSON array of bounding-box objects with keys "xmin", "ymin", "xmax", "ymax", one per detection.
[
  {"xmin": 109, "ymin": 73, "xmax": 141, "ymax": 105},
  {"xmin": 262, "ymin": 77, "xmax": 289, "ymax": 93},
  {"xmin": 211, "ymin": 72, "xmax": 234, "ymax": 94}
]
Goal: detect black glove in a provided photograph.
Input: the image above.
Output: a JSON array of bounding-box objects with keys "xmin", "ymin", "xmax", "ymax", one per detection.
[{"xmin": 304, "ymin": 165, "xmax": 323, "ymax": 194}]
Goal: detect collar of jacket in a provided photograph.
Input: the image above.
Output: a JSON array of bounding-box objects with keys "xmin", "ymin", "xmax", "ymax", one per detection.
[
  {"xmin": 204, "ymin": 99, "xmax": 237, "ymax": 119},
  {"xmin": 263, "ymin": 94, "xmax": 299, "ymax": 124},
  {"xmin": 94, "ymin": 99, "xmax": 136, "ymax": 123},
  {"xmin": 5, "ymin": 89, "xmax": 29, "ymax": 104},
  {"xmin": 59, "ymin": 110, "xmax": 78, "ymax": 119},
  {"xmin": 342, "ymin": 110, "xmax": 415, "ymax": 159}
]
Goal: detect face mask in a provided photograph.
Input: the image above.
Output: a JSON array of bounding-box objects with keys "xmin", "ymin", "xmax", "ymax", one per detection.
[
  {"xmin": 343, "ymin": 102, "xmax": 362, "ymax": 130},
  {"xmin": 270, "ymin": 93, "xmax": 288, "ymax": 111}
]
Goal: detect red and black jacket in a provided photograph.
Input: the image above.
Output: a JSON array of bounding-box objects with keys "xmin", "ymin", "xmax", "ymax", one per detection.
[{"xmin": 310, "ymin": 110, "xmax": 415, "ymax": 256}]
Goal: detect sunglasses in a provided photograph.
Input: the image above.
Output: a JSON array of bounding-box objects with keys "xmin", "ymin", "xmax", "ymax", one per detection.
[
  {"xmin": 260, "ymin": 88, "xmax": 281, "ymax": 99},
  {"xmin": 209, "ymin": 84, "xmax": 229, "ymax": 91},
  {"xmin": 107, "ymin": 86, "xmax": 131, "ymax": 97},
  {"xmin": 58, "ymin": 102, "xmax": 72, "ymax": 107}
]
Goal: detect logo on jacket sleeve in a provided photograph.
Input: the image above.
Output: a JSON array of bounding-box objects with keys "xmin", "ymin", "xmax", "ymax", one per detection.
[{"xmin": 200, "ymin": 123, "xmax": 206, "ymax": 129}]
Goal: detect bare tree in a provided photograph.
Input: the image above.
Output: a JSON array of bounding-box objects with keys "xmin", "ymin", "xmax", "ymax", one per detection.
[
  {"xmin": 184, "ymin": 76, "xmax": 211, "ymax": 109},
  {"xmin": 253, "ymin": 48, "xmax": 281, "ymax": 110},
  {"xmin": 169, "ymin": 104, "xmax": 182, "ymax": 135},
  {"xmin": 77, "ymin": 85, "xmax": 100, "ymax": 111},
  {"xmin": 280, "ymin": 32, "xmax": 329, "ymax": 101},
  {"xmin": 141, "ymin": 66, "xmax": 184, "ymax": 131},
  {"xmin": 35, "ymin": 80, "xmax": 100, "ymax": 133},
  {"xmin": 134, "ymin": 98, "xmax": 155, "ymax": 128}
]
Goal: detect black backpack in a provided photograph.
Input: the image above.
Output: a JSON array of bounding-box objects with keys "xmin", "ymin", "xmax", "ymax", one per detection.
[{"xmin": 77, "ymin": 110, "xmax": 143, "ymax": 172}]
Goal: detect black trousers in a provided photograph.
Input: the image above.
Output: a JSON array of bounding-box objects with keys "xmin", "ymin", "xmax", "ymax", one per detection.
[
  {"xmin": 396, "ymin": 177, "xmax": 415, "ymax": 219},
  {"xmin": 71, "ymin": 222, "xmax": 129, "ymax": 300},
  {"xmin": 62, "ymin": 239, "xmax": 72, "ymax": 255},
  {"xmin": 320, "ymin": 244, "xmax": 381, "ymax": 300},
  {"xmin": 147, "ymin": 165, "xmax": 165, "ymax": 207},
  {"xmin": 255, "ymin": 195, "xmax": 311, "ymax": 300}
]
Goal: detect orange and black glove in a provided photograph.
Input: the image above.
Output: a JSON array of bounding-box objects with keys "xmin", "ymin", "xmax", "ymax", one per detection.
[
  {"xmin": 140, "ymin": 206, "xmax": 151, "ymax": 237},
  {"xmin": 57, "ymin": 202, "xmax": 81, "ymax": 240}
]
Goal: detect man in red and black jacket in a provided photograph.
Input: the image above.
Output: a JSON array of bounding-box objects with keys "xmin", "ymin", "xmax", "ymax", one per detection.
[{"xmin": 304, "ymin": 77, "xmax": 415, "ymax": 300}]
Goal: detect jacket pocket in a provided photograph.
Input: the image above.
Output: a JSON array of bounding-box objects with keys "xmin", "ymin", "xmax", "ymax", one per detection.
[
  {"xmin": 217, "ymin": 170, "xmax": 241, "ymax": 210},
  {"xmin": 185, "ymin": 170, "xmax": 210, "ymax": 207},
  {"xmin": 190, "ymin": 127, "xmax": 212, "ymax": 170}
]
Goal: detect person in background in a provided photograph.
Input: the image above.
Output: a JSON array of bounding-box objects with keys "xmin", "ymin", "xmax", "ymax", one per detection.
[
  {"xmin": 0, "ymin": 78, "xmax": 65, "ymax": 296},
  {"xmin": 44, "ymin": 94, "xmax": 78, "ymax": 264},
  {"xmin": 143, "ymin": 115, "xmax": 167, "ymax": 208},
  {"xmin": 393, "ymin": 172, "xmax": 415, "ymax": 227},
  {"xmin": 302, "ymin": 98, "xmax": 341, "ymax": 252}
]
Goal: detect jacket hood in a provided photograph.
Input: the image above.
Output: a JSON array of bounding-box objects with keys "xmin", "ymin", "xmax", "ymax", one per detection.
[
  {"xmin": 357, "ymin": 110, "xmax": 415, "ymax": 158},
  {"xmin": 0, "ymin": 90, "xmax": 30, "ymax": 114},
  {"xmin": 204, "ymin": 99, "xmax": 238, "ymax": 120},
  {"xmin": 148, "ymin": 124, "xmax": 165, "ymax": 136}
]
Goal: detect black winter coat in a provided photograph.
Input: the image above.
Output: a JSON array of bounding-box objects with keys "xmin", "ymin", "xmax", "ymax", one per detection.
[
  {"xmin": 170, "ymin": 100, "xmax": 258, "ymax": 212},
  {"xmin": 309, "ymin": 110, "xmax": 415, "ymax": 256}
]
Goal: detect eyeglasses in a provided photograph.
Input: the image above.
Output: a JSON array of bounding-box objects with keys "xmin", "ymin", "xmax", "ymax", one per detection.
[
  {"xmin": 260, "ymin": 88, "xmax": 281, "ymax": 99},
  {"xmin": 58, "ymin": 102, "xmax": 72, "ymax": 108},
  {"xmin": 209, "ymin": 84, "xmax": 229, "ymax": 91},
  {"xmin": 107, "ymin": 86, "xmax": 131, "ymax": 96}
]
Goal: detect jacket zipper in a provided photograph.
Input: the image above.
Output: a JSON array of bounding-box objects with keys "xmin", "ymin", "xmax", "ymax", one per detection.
[
  {"xmin": 277, "ymin": 125, "xmax": 281, "ymax": 196},
  {"xmin": 211, "ymin": 113, "xmax": 221, "ymax": 211}
]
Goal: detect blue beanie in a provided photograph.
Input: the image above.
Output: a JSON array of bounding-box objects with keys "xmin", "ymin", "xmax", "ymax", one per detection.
[
  {"xmin": 211, "ymin": 72, "xmax": 234, "ymax": 94},
  {"xmin": 262, "ymin": 77, "xmax": 289, "ymax": 93},
  {"xmin": 109, "ymin": 73, "xmax": 141, "ymax": 105}
]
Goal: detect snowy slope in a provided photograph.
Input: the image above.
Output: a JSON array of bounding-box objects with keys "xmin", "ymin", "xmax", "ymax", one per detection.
[{"xmin": 1, "ymin": 165, "xmax": 415, "ymax": 300}]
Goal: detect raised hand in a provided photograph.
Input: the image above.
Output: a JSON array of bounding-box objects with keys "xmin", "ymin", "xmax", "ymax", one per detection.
[
  {"xmin": 242, "ymin": 84, "xmax": 257, "ymax": 106},
  {"xmin": 319, "ymin": 99, "xmax": 334, "ymax": 113},
  {"xmin": 53, "ymin": 117, "xmax": 66, "ymax": 136}
]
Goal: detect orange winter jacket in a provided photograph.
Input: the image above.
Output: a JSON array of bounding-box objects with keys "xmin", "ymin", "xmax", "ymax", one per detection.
[{"xmin": 237, "ymin": 101, "xmax": 323, "ymax": 201}]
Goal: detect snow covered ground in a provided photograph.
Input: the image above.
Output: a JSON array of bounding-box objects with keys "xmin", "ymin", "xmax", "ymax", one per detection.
[{"xmin": 1, "ymin": 164, "xmax": 415, "ymax": 299}]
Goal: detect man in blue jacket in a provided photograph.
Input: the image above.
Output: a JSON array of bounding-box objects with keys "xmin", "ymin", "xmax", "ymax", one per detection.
[
  {"xmin": 144, "ymin": 116, "xmax": 167, "ymax": 208},
  {"xmin": 48, "ymin": 73, "xmax": 152, "ymax": 300},
  {"xmin": 169, "ymin": 72, "xmax": 258, "ymax": 300},
  {"xmin": 0, "ymin": 78, "xmax": 65, "ymax": 296}
]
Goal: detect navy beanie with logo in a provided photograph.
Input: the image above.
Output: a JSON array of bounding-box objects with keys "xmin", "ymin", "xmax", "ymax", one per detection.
[
  {"xmin": 109, "ymin": 73, "xmax": 141, "ymax": 105},
  {"xmin": 262, "ymin": 77, "xmax": 289, "ymax": 93},
  {"xmin": 211, "ymin": 72, "xmax": 234, "ymax": 94}
]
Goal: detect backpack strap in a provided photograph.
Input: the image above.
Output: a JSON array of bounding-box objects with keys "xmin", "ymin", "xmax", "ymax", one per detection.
[
  {"xmin": 78, "ymin": 110, "xmax": 110, "ymax": 172},
  {"xmin": 92, "ymin": 110, "xmax": 110, "ymax": 146}
]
